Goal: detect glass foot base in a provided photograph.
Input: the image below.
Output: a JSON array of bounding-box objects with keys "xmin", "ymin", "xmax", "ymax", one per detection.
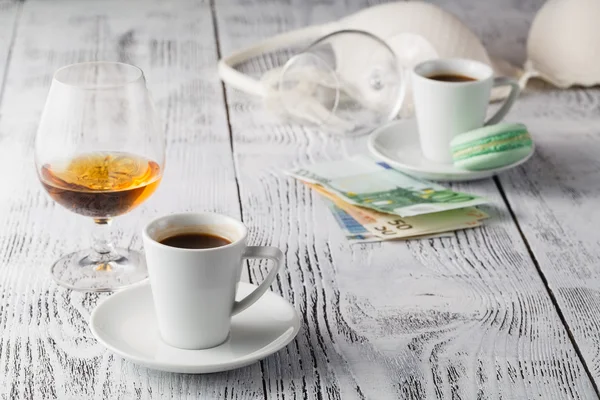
[{"xmin": 51, "ymin": 248, "xmax": 148, "ymax": 292}]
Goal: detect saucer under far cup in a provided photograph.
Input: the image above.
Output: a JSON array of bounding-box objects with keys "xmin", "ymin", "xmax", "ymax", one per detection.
[
  {"xmin": 90, "ymin": 282, "xmax": 301, "ymax": 374},
  {"xmin": 367, "ymin": 119, "xmax": 534, "ymax": 182}
]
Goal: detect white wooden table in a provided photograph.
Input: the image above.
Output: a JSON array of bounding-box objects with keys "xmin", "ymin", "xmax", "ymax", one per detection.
[{"xmin": 1, "ymin": 0, "xmax": 600, "ymax": 398}]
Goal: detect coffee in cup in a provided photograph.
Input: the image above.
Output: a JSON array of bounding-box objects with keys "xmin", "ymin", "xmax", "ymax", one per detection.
[
  {"xmin": 427, "ymin": 73, "xmax": 476, "ymax": 82},
  {"xmin": 160, "ymin": 232, "xmax": 232, "ymax": 249},
  {"xmin": 411, "ymin": 58, "xmax": 520, "ymax": 164},
  {"xmin": 143, "ymin": 212, "xmax": 284, "ymax": 350}
]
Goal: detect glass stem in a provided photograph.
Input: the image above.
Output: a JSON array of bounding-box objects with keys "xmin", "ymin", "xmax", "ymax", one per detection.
[{"xmin": 90, "ymin": 218, "xmax": 117, "ymax": 263}]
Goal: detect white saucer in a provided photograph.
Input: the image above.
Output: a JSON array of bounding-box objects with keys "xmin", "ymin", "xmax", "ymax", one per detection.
[
  {"xmin": 90, "ymin": 282, "xmax": 301, "ymax": 374},
  {"xmin": 368, "ymin": 120, "xmax": 534, "ymax": 182}
]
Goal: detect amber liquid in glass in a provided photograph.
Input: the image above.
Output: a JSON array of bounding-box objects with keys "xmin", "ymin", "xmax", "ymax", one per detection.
[{"xmin": 40, "ymin": 152, "xmax": 162, "ymax": 219}]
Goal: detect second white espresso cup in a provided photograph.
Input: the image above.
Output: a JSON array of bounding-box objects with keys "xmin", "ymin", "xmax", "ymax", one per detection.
[
  {"xmin": 142, "ymin": 212, "xmax": 284, "ymax": 350},
  {"xmin": 411, "ymin": 58, "xmax": 520, "ymax": 164}
]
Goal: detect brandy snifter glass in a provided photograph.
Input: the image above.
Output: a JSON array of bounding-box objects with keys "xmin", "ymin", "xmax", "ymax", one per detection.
[{"xmin": 35, "ymin": 62, "xmax": 165, "ymax": 292}]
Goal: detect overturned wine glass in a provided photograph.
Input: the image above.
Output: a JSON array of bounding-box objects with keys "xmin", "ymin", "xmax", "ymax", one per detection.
[{"xmin": 274, "ymin": 30, "xmax": 406, "ymax": 137}]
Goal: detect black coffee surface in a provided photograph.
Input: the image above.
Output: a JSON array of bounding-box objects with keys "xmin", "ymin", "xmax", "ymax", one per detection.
[
  {"xmin": 160, "ymin": 233, "xmax": 231, "ymax": 249},
  {"xmin": 428, "ymin": 74, "xmax": 476, "ymax": 82}
]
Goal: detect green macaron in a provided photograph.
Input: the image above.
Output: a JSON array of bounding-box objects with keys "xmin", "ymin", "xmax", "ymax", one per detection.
[{"xmin": 450, "ymin": 123, "xmax": 533, "ymax": 171}]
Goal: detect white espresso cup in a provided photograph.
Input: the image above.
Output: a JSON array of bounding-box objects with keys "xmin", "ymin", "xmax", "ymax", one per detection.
[
  {"xmin": 411, "ymin": 58, "xmax": 520, "ymax": 164},
  {"xmin": 142, "ymin": 212, "xmax": 284, "ymax": 350}
]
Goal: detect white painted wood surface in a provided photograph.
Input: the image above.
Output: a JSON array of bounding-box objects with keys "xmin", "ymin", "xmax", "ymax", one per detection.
[
  {"xmin": 214, "ymin": 0, "xmax": 598, "ymax": 399},
  {"xmin": 0, "ymin": 0, "xmax": 598, "ymax": 399},
  {"xmin": 499, "ymin": 91, "xmax": 600, "ymax": 390},
  {"xmin": 0, "ymin": 0, "xmax": 20, "ymax": 93},
  {"xmin": 0, "ymin": 0, "xmax": 260, "ymax": 398}
]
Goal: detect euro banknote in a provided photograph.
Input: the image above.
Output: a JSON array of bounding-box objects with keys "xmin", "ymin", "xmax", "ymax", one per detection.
[
  {"xmin": 287, "ymin": 155, "xmax": 487, "ymax": 217},
  {"xmin": 315, "ymin": 182, "xmax": 487, "ymax": 241},
  {"xmin": 327, "ymin": 202, "xmax": 475, "ymax": 244}
]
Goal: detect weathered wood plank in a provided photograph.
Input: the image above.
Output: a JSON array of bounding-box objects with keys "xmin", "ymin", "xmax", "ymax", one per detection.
[
  {"xmin": 499, "ymin": 86, "xmax": 600, "ymax": 392},
  {"xmin": 460, "ymin": 0, "xmax": 600, "ymax": 392},
  {"xmin": 0, "ymin": 0, "xmax": 21, "ymax": 97},
  {"xmin": 1, "ymin": 0, "xmax": 599, "ymax": 398},
  {"xmin": 0, "ymin": 0, "xmax": 264, "ymax": 398},
  {"xmin": 214, "ymin": 0, "xmax": 597, "ymax": 398}
]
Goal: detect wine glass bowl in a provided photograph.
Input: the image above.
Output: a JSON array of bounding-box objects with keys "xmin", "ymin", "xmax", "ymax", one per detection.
[
  {"xmin": 35, "ymin": 62, "xmax": 165, "ymax": 292},
  {"xmin": 39, "ymin": 152, "xmax": 162, "ymax": 219},
  {"xmin": 279, "ymin": 30, "xmax": 405, "ymax": 137}
]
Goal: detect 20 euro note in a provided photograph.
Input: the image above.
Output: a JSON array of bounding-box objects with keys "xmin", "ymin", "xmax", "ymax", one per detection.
[
  {"xmin": 287, "ymin": 155, "xmax": 487, "ymax": 217},
  {"xmin": 311, "ymin": 182, "xmax": 488, "ymax": 241}
]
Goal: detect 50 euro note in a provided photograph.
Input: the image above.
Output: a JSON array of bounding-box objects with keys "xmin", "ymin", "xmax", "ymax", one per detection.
[
  {"xmin": 286, "ymin": 155, "xmax": 487, "ymax": 217},
  {"xmin": 309, "ymin": 182, "xmax": 489, "ymax": 241},
  {"xmin": 328, "ymin": 203, "xmax": 458, "ymax": 244}
]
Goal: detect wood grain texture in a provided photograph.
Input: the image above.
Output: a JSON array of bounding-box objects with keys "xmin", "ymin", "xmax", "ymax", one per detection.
[
  {"xmin": 0, "ymin": 0, "xmax": 21, "ymax": 97},
  {"xmin": 0, "ymin": 0, "xmax": 599, "ymax": 399},
  {"xmin": 0, "ymin": 0, "xmax": 263, "ymax": 398},
  {"xmin": 214, "ymin": 0, "xmax": 598, "ymax": 398},
  {"xmin": 462, "ymin": 0, "xmax": 600, "ymax": 392},
  {"xmin": 499, "ymin": 88, "xmax": 600, "ymax": 391}
]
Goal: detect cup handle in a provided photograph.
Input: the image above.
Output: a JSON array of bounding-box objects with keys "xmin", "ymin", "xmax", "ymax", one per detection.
[
  {"xmin": 484, "ymin": 77, "xmax": 521, "ymax": 126},
  {"xmin": 231, "ymin": 246, "xmax": 284, "ymax": 316}
]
